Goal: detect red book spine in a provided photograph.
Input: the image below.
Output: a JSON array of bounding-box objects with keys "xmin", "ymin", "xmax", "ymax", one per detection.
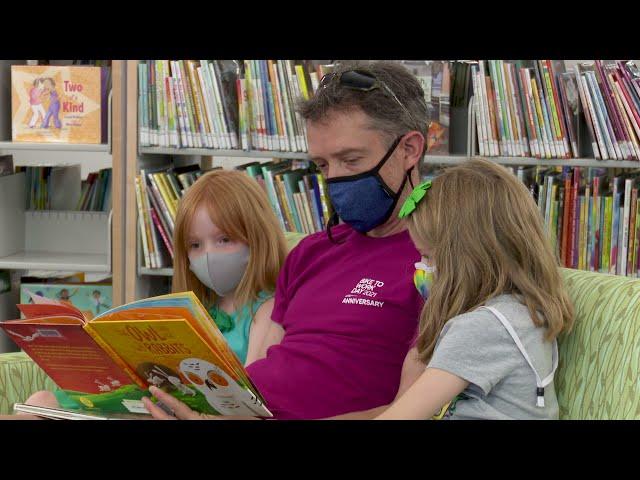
[
  {"xmin": 561, "ymin": 174, "xmax": 572, "ymax": 266},
  {"xmin": 613, "ymin": 71, "xmax": 640, "ymax": 137},
  {"xmin": 150, "ymin": 207, "xmax": 174, "ymax": 259},
  {"xmin": 569, "ymin": 170, "xmax": 581, "ymax": 268},
  {"xmin": 595, "ymin": 61, "xmax": 631, "ymax": 159}
]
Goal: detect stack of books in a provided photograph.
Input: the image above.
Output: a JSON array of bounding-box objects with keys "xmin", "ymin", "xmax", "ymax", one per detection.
[
  {"xmin": 135, "ymin": 164, "xmax": 205, "ymax": 269},
  {"xmin": 15, "ymin": 165, "xmax": 111, "ymax": 211},
  {"xmin": 78, "ymin": 168, "xmax": 112, "ymax": 211},
  {"xmin": 511, "ymin": 165, "xmax": 640, "ymax": 276},
  {"xmin": 138, "ymin": 60, "xmax": 240, "ymax": 150},
  {"xmin": 137, "ymin": 60, "xmax": 330, "ymax": 152},
  {"xmin": 575, "ymin": 61, "xmax": 640, "ymax": 161},
  {"xmin": 236, "ymin": 159, "xmax": 332, "ymax": 235},
  {"xmin": 135, "ymin": 160, "xmax": 333, "ymax": 270},
  {"xmin": 472, "ymin": 60, "xmax": 580, "ymax": 159},
  {"xmin": 237, "ymin": 60, "xmax": 327, "ymax": 152}
]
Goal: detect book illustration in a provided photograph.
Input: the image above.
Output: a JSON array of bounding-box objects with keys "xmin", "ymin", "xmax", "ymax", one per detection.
[
  {"xmin": 27, "ymin": 77, "xmax": 47, "ymax": 127},
  {"xmin": 21, "ymin": 284, "xmax": 112, "ymax": 320},
  {"xmin": 139, "ymin": 362, "xmax": 196, "ymax": 396},
  {"xmin": 179, "ymin": 358, "xmax": 265, "ymax": 416},
  {"xmin": 12, "ymin": 65, "xmax": 107, "ymax": 144},
  {"xmin": 0, "ymin": 291, "xmax": 272, "ymax": 417}
]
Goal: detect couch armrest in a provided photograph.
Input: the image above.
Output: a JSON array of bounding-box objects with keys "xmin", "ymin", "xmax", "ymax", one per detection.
[{"xmin": 0, "ymin": 352, "xmax": 56, "ymax": 415}]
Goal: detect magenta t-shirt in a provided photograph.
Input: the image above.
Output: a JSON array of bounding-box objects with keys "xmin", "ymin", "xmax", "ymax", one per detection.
[{"xmin": 246, "ymin": 224, "xmax": 423, "ymax": 419}]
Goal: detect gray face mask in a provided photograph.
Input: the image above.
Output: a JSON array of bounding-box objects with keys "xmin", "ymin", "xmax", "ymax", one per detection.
[{"xmin": 188, "ymin": 245, "xmax": 250, "ymax": 297}]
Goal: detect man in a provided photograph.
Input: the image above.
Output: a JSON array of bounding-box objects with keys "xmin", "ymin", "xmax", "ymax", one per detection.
[{"xmin": 147, "ymin": 60, "xmax": 429, "ymax": 420}]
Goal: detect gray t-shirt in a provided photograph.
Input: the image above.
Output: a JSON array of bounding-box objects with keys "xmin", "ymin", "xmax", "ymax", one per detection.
[{"xmin": 427, "ymin": 294, "xmax": 559, "ymax": 420}]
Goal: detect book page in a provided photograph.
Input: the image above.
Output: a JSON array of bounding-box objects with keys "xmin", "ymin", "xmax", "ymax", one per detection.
[
  {"xmin": 89, "ymin": 318, "xmax": 271, "ymax": 417},
  {"xmin": 0, "ymin": 320, "xmax": 136, "ymax": 411}
]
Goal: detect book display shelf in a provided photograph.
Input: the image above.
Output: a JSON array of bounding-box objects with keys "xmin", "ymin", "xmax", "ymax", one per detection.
[{"xmin": 0, "ymin": 61, "xmax": 126, "ymax": 354}]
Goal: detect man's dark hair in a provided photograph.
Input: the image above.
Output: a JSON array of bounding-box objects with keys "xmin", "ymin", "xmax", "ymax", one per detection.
[{"xmin": 298, "ymin": 61, "xmax": 429, "ymax": 146}]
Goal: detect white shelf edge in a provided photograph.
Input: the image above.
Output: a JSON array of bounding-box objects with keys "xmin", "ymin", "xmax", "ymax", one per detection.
[
  {"xmin": 139, "ymin": 267, "xmax": 173, "ymax": 277},
  {"xmin": 139, "ymin": 147, "xmax": 309, "ymax": 159},
  {"xmin": 0, "ymin": 141, "xmax": 109, "ymax": 152},
  {"xmin": 425, "ymin": 155, "xmax": 640, "ymax": 169},
  {"xmin": 139, "ymin": 149, "xmax": 640, "ymax": 169},
  {"xmin": 0, "ymin": 251, "xmax": 110, "ymax": 273}
]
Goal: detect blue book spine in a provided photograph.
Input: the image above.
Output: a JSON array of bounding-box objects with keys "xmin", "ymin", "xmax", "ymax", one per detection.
[
  {"xmin": 262, "ymin": 61, "xmax": 279, "ymax": 149},
  {"xmin": 310, "ymin": 174, "xmax": 325, "ymax": 227},
  {"xmin": 258, "ymin": 61, "xmax": 273, "ymax": 144}
]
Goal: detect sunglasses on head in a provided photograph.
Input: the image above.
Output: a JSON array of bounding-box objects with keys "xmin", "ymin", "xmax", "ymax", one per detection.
[{"xmin": 319, "ymin": 69, "xmax": 417, "ymax": 125}]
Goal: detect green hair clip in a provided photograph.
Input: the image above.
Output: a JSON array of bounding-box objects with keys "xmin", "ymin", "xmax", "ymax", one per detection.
[{"xmin": 398, "ymin": 180, "xmax": 432, "ymax": 219}]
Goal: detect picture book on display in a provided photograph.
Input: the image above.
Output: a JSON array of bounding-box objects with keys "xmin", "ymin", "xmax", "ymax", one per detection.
[
  {"xmin": 11, "ymin": 65, "xmax": 109, "ymax": 144},
  {"xmin": 0, "ymin": 291, "xmax": 271, "ymax": 419},
  {"xmin": 20, "ymin": 283, "xmax": 112, "ymax": 321}
]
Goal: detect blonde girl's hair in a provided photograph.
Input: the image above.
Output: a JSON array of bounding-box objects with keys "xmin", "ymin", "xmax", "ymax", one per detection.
[
  {"xmin": 408, "ymin": 158, "xmax": 574, "ymax": 363},
  {"xmin": 172, "ymin": 169, "xmax": 288, "ymax": 310}
]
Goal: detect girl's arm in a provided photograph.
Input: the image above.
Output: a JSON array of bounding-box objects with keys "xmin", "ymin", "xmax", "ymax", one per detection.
[
  {"xmin": 326, "ymin": 347, "xmax": 427, "ymax": 420},
  {"xmin": 244, "ymin": 298, "xmax": 284, "ymax": 366},
  {"xmin": 375, "ymin": 368, "xmax": 469, "ymax": 420}
]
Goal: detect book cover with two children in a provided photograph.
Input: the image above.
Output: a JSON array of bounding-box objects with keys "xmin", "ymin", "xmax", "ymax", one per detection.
[{"xmin": 11, "ymin": 65, "xmax": 109, "ymax": 144}]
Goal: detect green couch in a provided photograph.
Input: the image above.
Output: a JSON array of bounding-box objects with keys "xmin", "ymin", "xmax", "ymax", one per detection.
[{"xmin": 1, "ymin": 262, "xmax": 639, "ymax": 418}]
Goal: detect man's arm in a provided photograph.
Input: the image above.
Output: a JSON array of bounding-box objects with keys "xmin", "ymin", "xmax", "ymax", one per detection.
[{"xmin": 245, "ymin": 300, "xmax": 285, "ymax": 365}]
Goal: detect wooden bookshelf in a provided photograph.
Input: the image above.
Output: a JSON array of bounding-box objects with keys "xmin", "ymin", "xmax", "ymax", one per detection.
[
  {"xmin": 0, "ymin": 60, "xmax": 126, "ymax": 310},
  {"xmin": 125, "ymin": 60, "xmax": 640, "ymax": 293}
]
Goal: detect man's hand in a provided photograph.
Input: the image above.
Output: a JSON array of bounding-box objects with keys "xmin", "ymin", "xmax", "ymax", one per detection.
[{"xmin": 142, "ymin": 386, "xmax": 260, "ymax": 421}]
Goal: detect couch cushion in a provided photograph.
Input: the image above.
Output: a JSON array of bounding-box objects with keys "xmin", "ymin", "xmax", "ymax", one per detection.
[
  {"xmin": 0, "ymin": 351, "xmax": 57, "ymax": 415},
  {"xmin": 556, "ymin": 268, "xmax": 640, "ymax": 419}
]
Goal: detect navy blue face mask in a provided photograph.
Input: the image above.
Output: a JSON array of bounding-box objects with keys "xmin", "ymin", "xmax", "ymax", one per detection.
[{"xmin": 326, "ymin": 135, "xmax": 414, "ymax": 235}]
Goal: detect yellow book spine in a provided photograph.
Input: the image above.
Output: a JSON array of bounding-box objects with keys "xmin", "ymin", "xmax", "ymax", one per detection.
[
  {"xmin": 299, "ymin": 187, "xmax": 316, "ymax": 233},
  {"xmin": 295, "ymin": 65, "xmax": 310, "ymax": 100},
  {"xmin": 293, "ymin": 192, "xmax": 309, "ymax": 234},
  {"xmin": 83, "ymin": 323, "xmax": 147, "ymax": 389},
  {"xmin": 139, "ymin": 172, "xmax": 157, "ymax": 268},
  {"xmin": 275, "ymin": 176, "xmax": 295, "ymax": 232},
  {"xmin": 531, "ymin": 79, "xmax": 548, "ymax": 158},
  {"xmin": 155, "ymin": 173, "xmax": 178, "ymax": 220},
  {"xmin": 134, "ymin": 176, "xmax": 151, "ymax": 269},
  {"xmin": 578, "ymin": 195, "xmax": 586, "ymax": 270},
  {"xmin": 316, "ymin": 174, "xmax": 332, "ymax": 221},
  {"xmin": 188, "ymin": 61, "xmax": 210, "ymax": 145}
]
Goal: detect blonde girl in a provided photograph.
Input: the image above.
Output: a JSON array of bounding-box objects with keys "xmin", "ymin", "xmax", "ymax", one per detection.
[
  {"xmin": 376, "ymin": 158, "xmax": 574, "ymax": 420},
  {"xmin": 172, "ymin": 169, "xmax": 288, "ymax": 366}
]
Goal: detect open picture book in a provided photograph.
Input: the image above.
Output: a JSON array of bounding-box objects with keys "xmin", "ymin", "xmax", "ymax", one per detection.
[{"xmin": 1, "ymin": 291, "xmax": 271, "ymax": 418}]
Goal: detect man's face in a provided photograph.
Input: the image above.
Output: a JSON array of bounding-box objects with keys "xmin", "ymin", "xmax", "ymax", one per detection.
[{"xmin": 307, "ymin": 109, "xmax": 406, "ymax": 193}]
